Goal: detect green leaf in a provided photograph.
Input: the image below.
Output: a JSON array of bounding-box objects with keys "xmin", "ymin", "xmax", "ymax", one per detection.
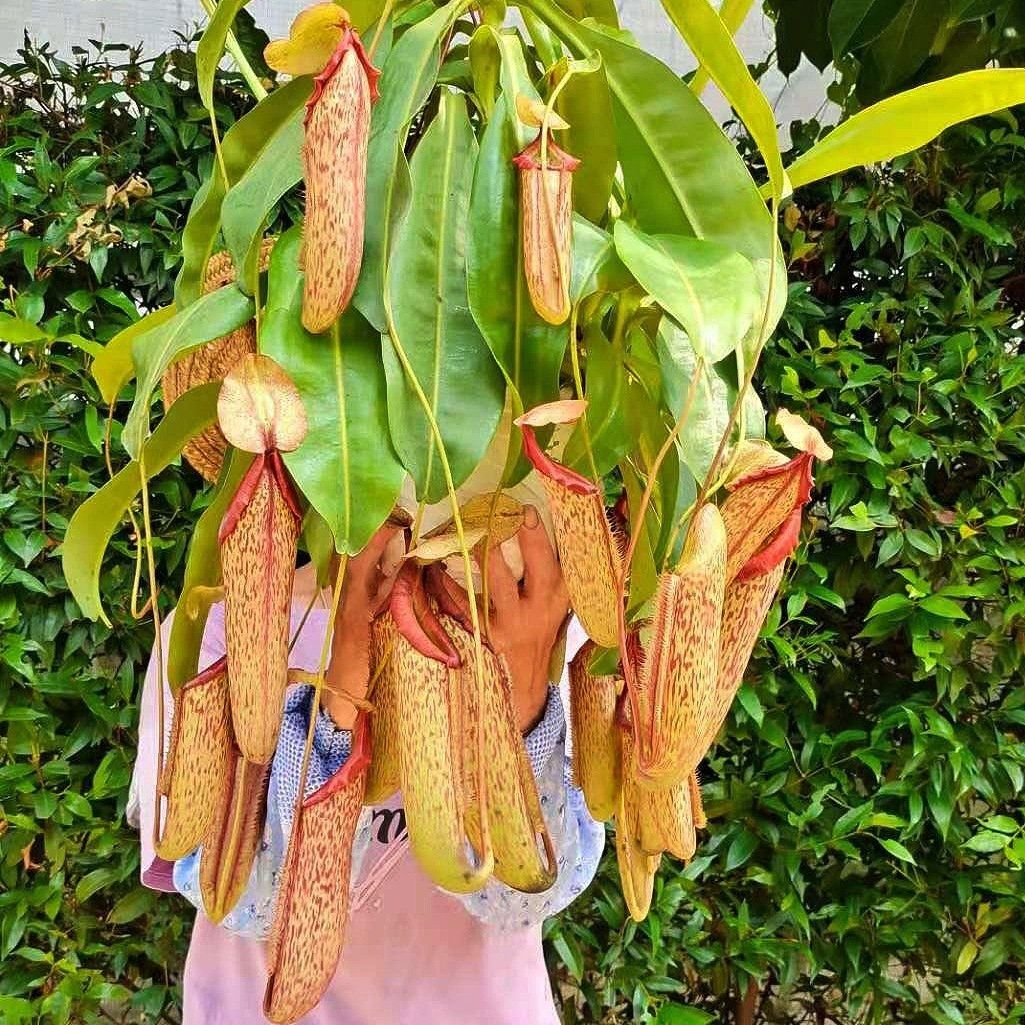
[
  {"xmin": 467, "ymin": 31, "xmax": 567, "ymax": 430},
  {"xmin": 0, "ymin": 314, "xmax": 48, "ymax": 344},
  {"xmin": 865, "ymin": 592, "xmax": 913, "ymax": 618},
  {"xmin": 197, "ymin": 0, "xmax": 251, "ymax": 114},
  {"xmin": 551, "ymin": 932, "xmax": 584, "ymax": 981},
  {"xmin": 878, "ymin": 837, "xmax": 917, "ymax": 864},
  {"xmin": 175, "ymin": 77, "xmax": 312, "ymax": 307},
  {"xmin": 866, "ymin": 0, "xmax": 946, "ymax": 97},
  {"xmin": 658, "ymin": 0, "xmax": 788, "ymax": 200},
  {"xmin": 61, "ymin": 383, "xmax": 221, "ymax": 625},
  {"xmin": 555, "ymin": 60, "xmax": 618, "ymax": 221},
  {"xmin": 561, "ymin": 325, "xmax": 630, "ymax": 476},
  {"xmin": 614, "ymin": 221, "xmax": 759, "ymax": 363},
  {"xmin": 725, "ymin": 829, "xmax": 759, "ymax": 870},
  {"xmin": 91, "ymin": 305, "xmax": 175, "ymax": 404},
  {"xmin": 166, "ymin": 449, "xmax": 252, "ymax": 691},
  {"xmin": 656, "ymin": 318, "xmax": 730, "ymax": 480},
  {"xmin": 571, "ymin": 216, "xmax": 631, "ymax": 303},
  {"xmin": 956, "ymin": 938, "xmax": 980, "ymax": 975},
  {"xmin": 74, "ymin": 867, "xmax": 121, "ymax": 904},
  {"xmin": 920, "ymin": 595, "xmax": 969, "ymax": 620},
  {"xmin": 655, "ymin": 1004, "xmax": 715, "ymax": 1025},
  {"xmin": 785, "ymin": 69, "xmax": 1025, "ymax": 192},
  {"xmin": 690, "ymin": 0, "xmax": 754, "ymax": 95},
  {"xmin": 383, "ymin": 90, "xmax": 504, "ymax": 503},
  {"xmin": 262, "ymin": 227, "xmax": 405, "ymax": 552},
  {"xmin": 963, "ymin": 831, "xmax": 1007, "ymax": 853},
  {"xmin": 827, "ymin": 0, "xmax": 902, "ymax": 55},
  {"xmin": 354, "ymin": 0, "xmax": 465, "ymax": 332},
  {"xmin": 107, "ymin": 887, "xmax": 155, "ymax": 925},
  {"xmin": 221, "ymin": 108, "xmax": 303, "ymax": 295},
  {"xmin": 122, "ymin": 285, "xmax": 254, "ymax": 459}
]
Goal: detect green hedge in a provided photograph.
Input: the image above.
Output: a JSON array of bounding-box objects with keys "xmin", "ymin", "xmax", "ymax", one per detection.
[{"xmin": 2, "ymin": 38, "xmax": 1024, "ymax": 1025}]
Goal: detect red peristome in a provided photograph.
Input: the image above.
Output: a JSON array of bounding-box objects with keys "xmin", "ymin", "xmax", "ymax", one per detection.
[
  {"xmin": 512, "ymin": 135, "xmax": 581, "ymax": 172},
  {"xmin": 304, "ymin": 711, "xmax": 372, "ymax": 808},
  {"xmin": 305, "ymin": 26, "xmax": 381, "ymax": 126},
  {"xmin": 180, "ymin": 655, "xmax": 228, "ymax": 692},
  {"xmin": 267, "ymin": 450, "xmax": 304, "ymax": 520},
  {"xmin": 218, "ymin": 451, "xmax": 303, "ymax": 543},
  {"xmin": 519, "ymin": 424, "xmax": 597, "ymax": 496},
  {"xmin": 737, "ymin": 507, "xmax": 803, "ymax": 581},
  {"xmin": 218, "ymin": 452, "xmax": 267, "ymax": 542},
  {"xmin": 730, "ymin": 451, "xmax": 815, "ymax": 506},
  {"xmin": 391, "ymin": 564, "xmax": 461, "ymax": 668}
]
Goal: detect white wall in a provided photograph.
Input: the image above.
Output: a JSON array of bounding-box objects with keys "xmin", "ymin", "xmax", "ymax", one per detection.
[{"xmin": 0, "ymin": 1, "xmax": 835, "ymax": 133}]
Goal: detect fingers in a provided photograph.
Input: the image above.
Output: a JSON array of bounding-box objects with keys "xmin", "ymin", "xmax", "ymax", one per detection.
[
  {"xmin": 483, "ymin": 539, "xmax": 519, "ymax": 618},
  {"xmin": 341, "ymin": 525, "xmax": 404, "ymax": 617},
  {"xmin": 518, "ymin": 506, "xmax": 563, "ymax": 597}
]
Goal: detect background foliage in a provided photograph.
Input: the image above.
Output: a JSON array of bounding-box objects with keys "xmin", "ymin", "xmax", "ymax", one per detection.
[
  {"xmin": 764, "ymin": 0, "xmax": 1025, "ymax": 110},
  {"xmin": 1, "ymin": 21, "xmax": 1024, "ymax": 1025}
]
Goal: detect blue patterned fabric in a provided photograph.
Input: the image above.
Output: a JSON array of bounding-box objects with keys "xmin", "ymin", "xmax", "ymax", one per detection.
[{"xmin": 172, "ymin": 684, "xmax": 604, "ymax": 937}]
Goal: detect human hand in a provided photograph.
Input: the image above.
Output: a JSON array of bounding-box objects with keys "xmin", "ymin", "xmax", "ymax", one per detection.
[
  {"xmin": 448, "ymin": 505, "xmax": 570, "ymax": 732},
  {"xmin": 322, "ymin": 524, "xmax": 404, "ymax": 729}
]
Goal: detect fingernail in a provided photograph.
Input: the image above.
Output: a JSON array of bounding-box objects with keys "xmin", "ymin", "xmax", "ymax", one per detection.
[{"xmin": 525, "ymin": 506, "xmax": 540, "ymax": 529}]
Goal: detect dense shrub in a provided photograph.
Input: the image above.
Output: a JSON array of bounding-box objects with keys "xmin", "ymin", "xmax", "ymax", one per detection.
[
  {"xmin": 0, "ymin": 38, "xmax": 255, "ymax": 1025},
  {"xmin": 1, "ymin": 35, "xmax": 1024, "ymax": 1025}
]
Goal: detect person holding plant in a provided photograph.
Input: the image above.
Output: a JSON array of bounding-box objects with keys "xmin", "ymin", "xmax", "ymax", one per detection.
[{"xmin": 129, "ymin": 510, "xmax": 604, "ymax": 1025}]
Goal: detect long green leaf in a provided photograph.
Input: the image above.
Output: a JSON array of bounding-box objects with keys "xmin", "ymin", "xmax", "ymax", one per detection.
[
  {"xmin": 467, "ymin": 29, "xmax": 567, "ymax": 425},
  {"xmin": 571, "ymin": 216, "xmax": 631, "ymax": 304},
  {"xmin": 785, "ymin": 69, "xmax": 1025, "ymax": 191},
  {"xmin": 121, "ymin": 286, "xmax": 254, "ymax": 459},
  {"xmin": 383, "ymin": 90, "xmax": 504, "ymax": 503},
  {"xmin": 691, "ymin": 0, "xmax": 754, "ymax": 94},
  {"xmin": 175, "ymin": 77, "xmax": 311, "ymax": 307},
  {"xmin": 614, "ymin": 221, "xmax": 759, "ymax": 364},
  {"xmin": 167, "ymin": 448, "xmax": 252, "ymax": 691},
  {"xmin": 656, "ymin": 318, "xmax": 730, "ymax": 480},
  {"xmin": 827, "ymin": 0, "xmax": 902, "ymax": 57},
  {"xmin": 556, "ymin": 60, "xmax": 618, "ymax": 221},
  {"xmin": 561, "ymin": 325, "xmax": 631, "ymax": 476},
  {"xmin": 221, "ymin": 109, "xmax": 303, "ymax": 294},
  {"xmin": 62, "ymin": 383, "xmax": 221, "ymax": 625},
  {"xmin": 91, "ymin": 305, "xmax": 175, "ymax": 404},
  {"xmin": 261, "ymin": 227, "xmax": 405, "ymax": 552},
  {"xmin": 353, "ymin": 0, "xmax": 467, "ymax": 332},
  {"xmin": 660, "ymin": 0, "xmax": 787, "ymax": 200},
  {"xmin": 197, "ymin": 0, "xmax": 251, "ymax": 113}
]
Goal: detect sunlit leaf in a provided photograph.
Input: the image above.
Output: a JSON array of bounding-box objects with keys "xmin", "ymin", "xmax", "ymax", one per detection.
[
  {"xmin": 384, "ymin": 90, "xmax": 504, "ymax": 502},
  {"xmin": 62, "ymin": 384, "xmax": 221, "ymax": 625},
  {"xmin": 785, "ymin": 69, "xmax": 1025, "ymax": 191},
  {"xmin": 614, "ymin": 221, "xmax": 760, "ymax": 363}
]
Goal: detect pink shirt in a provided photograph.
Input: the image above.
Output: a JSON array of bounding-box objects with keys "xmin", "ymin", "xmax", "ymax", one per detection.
[{"xmin": 130, "ymin": 604, "xmax": 597, "ymax": 1025}]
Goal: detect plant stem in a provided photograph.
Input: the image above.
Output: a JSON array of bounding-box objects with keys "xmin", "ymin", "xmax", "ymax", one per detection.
[
  {"xmin": 615, "ymin": 357, "xmax": 704, "ymax": 697},
  {"xmin": 685, "ymin": 197, "xmax": 781, "ymax": 546},
  {"xmin": 368, "ymin": 0, "xmax": 398, "ymax": 59},
  {"xmin": 567, "ymin": 303, "xmax": 600, "ymax": 483},
  {"xmin": 138, "ymin": 456, "xmax": 166, "ymax": 854},
  {"xmin": 197, "ymin": 0, "xmax": 268, "ymax": 100}
]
